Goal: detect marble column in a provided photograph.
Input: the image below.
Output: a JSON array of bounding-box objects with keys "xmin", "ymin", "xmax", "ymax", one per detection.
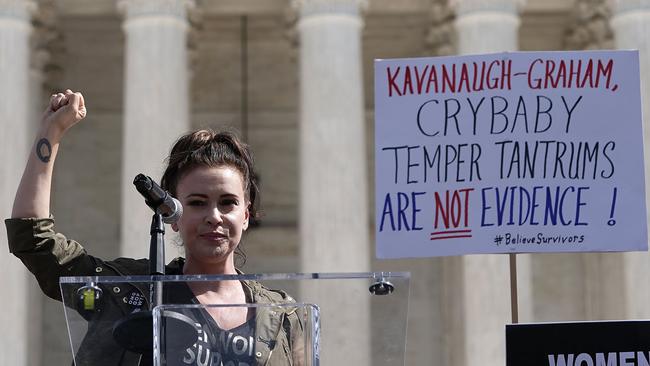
[
  {"xmin": 454, "ymin": 0, "xmax": 523, "ymax": 54},
  {"xmin": 118, "ymin": 0, "xmax": 191, "ymax": 258},
  {"xmin": 294, "ymin": 0, "xmax": 370, "ymax": 364},
  {"xmin": 610, "ymin": 0, "xmax": 650, "ymax": 319},
  {"xmin": 294, "ymin": 0, "xmax": 369, "ymax": 274},
  {"xmin": 449, "ymin": 1, "xmax": 530, "ymax": 366},
  {"xmin": 0, "ymin": 1, "xmax": 35, "ymax": 365}
]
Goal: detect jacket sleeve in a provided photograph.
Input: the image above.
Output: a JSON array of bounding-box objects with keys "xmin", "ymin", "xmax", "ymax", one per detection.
[{"xmin": 5, "ymin": 217, "xmax": 101, "ymax": 301}]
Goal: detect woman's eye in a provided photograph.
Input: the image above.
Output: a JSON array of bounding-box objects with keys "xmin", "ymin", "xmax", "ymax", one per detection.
[
  {"xmin": 221, "ymin": 199, "xmax": 238, "ymax": 206},
  {"xmin": 187, "ymin": 200, "xmax": 205, "ymax": 206}
]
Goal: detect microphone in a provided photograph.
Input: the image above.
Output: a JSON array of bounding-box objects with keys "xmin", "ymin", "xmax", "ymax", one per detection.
[{"xmin": 133, "ymin": 174, "xmax": 183, "ymax": 224}]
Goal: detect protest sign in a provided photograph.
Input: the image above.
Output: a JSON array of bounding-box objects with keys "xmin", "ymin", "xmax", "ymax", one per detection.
[
  {"xmin": 506, "ymin": 321, "xmax": 650, "ymax": 366},
  {"xmin": 375, "ymin": 50, "xmax": 647, "ymax": 258}
]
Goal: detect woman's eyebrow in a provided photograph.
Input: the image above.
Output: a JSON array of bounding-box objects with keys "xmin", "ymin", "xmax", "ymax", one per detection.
[
  {"xmin": 184, "ymin": 193, "xmax": 240, "ymax": 199},
  {"xmin": 184, "ymin": 193, "xmax": 208, "ymax": 199}
]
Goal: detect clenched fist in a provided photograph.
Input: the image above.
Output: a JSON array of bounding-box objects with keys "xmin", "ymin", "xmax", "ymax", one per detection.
[{"xmin": 43, "ymin": 89, "xmax": 87, "ymax": 135}]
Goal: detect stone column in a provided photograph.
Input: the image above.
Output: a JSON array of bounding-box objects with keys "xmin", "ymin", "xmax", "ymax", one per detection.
[
  {"xmin": 454, "ymin": 0, "xmax": 523, "ymax": 54},
  {"xmin": 293, "ymin": 0, "xmax": 370, "ymax": 364},
  {"xmin": 610, "ymin": 0, "xmax": 650, "ymax": 319},
  {"xmin": 0, "ymin": 1, "xmax": 35, "ymax": 365},
  {"xmin": 294, "ymin": 0, "xmax": 369, "ymax": 274},
  {"xmin": 449, "ymin": 1, "xmax": 529, "ymax": 366},
  {"xmin": 118, "ymin": 0, "xmax": 191, "ymax": 258}
]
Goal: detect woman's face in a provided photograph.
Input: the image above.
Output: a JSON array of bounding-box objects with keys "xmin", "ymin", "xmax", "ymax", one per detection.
[{"xmin": 172, "ymin": 165, "xmax": 249, "ymax": 268}]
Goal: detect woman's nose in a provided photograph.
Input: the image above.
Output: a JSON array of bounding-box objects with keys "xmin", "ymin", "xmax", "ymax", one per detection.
[{"xmin": 205, "ymin": 207, "xmax": 223, "ymax": 225}]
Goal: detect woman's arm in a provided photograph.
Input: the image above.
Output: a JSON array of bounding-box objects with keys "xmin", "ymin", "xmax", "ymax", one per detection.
[{"xmin": 11, "ymin": 89, "xmax": 86, "ymax": 218}]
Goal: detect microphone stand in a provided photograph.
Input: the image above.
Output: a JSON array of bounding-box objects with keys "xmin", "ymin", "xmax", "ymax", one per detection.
[
  {"xmin": 150, "ymin": 213, "xmax": 164, "ymax": 307},
  {"xmin": 112, "ymin": 196, "xmax": 197, "ymax": 364}
]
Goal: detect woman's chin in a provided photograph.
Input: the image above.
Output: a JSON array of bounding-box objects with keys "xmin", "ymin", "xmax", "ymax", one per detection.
[
  {"xmin": 184, "ymin": 240, "xmax": 237, "ymax": 268},
  {"xmin": 209, "ymin": 245, "xmax": 229, "ymax": 257},
  {"xmin": 202, "ymin": 241, "xmax": 236, "ymax": 260}
]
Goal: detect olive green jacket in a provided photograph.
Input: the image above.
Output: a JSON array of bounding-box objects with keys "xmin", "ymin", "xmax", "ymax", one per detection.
[{"xmin": 5, "ymin": 217, "xmax": 304, "ymax": 366}]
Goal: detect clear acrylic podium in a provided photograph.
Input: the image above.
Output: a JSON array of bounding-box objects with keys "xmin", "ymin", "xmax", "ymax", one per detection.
[{"xmin": 60, "ymin": 272, "xmax": 410, "ymax": 366}]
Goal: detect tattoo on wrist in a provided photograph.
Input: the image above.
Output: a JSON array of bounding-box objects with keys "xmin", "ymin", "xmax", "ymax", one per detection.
[{"xmin": 36, "ymin": 138, "xmax": 52, "ymax": 163}]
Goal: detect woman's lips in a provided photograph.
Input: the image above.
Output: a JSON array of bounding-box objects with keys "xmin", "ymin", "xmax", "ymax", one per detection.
[
  {"xmin": 200, "ymin": 233, "xmax": 228, "ymax": 239},
  {"xmin": 199, "ymin": 229, "xmax": 229, "ymax": 240}
]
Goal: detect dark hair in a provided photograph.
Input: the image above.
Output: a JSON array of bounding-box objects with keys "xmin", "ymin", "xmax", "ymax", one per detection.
[{"xmin": 161, "ymin": 129, "xmax": 259, "ymax": 266}]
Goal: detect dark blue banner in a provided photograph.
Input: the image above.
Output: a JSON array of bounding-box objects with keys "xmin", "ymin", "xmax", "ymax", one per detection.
[{"xmin": 506, "ymin": 321, "xmax": 650, "ymax": 366}]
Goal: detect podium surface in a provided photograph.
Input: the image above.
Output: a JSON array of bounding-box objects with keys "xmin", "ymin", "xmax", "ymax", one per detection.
[{"xmin": 60, "ymin": 272, "xmax": 410, "ymax": 366}]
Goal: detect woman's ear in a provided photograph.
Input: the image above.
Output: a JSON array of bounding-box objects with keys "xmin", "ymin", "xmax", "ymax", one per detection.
[{"xmin": 243, "ymin": 203, "xmax": 250, "ymax": 231}]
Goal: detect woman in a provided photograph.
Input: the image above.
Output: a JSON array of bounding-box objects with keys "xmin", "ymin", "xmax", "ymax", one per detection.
[{"xmin": 6, "ymin": 90, "xmax": 303, "ymax": 366}]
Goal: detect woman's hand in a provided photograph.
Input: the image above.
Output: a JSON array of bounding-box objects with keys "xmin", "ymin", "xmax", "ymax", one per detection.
[{"xmin": 42, "ymin": 89, "xmax": 87, "ymax": 137}]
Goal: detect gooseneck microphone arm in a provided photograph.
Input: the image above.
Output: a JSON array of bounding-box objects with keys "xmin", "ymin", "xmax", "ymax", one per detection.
[{"xmin": 133, "ymin": 174, "xmax": 183, "ymax": 224}]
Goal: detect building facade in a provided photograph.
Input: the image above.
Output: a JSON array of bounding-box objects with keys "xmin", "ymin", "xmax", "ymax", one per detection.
[{"xmin": 1, "ymin": 0, "xmax": 649, "ymax": 365}]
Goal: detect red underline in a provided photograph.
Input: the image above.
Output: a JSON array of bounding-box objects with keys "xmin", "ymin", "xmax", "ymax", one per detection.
[{"xmin": 431, "ymin": 229, "xmax": 472, "ymax": 235}]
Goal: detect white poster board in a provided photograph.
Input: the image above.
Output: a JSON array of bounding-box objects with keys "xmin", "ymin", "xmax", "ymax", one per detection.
[{"xmin": 374, "ymin": 50, "xmax": 647, "ymax": 258}]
